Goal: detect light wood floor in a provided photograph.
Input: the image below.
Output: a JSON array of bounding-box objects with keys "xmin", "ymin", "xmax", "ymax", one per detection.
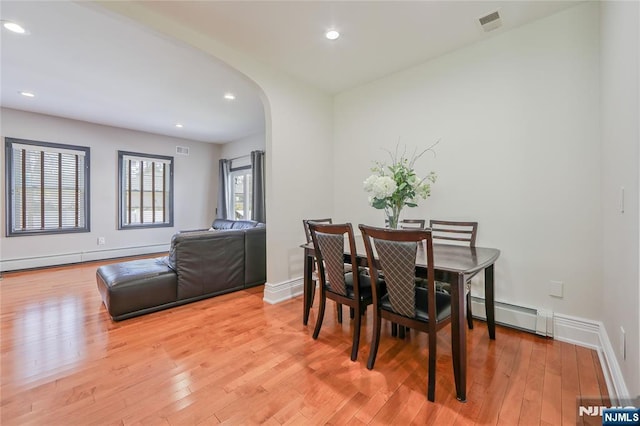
[{"xmin": 1, "ymin": 258, "xmax": 608, "ymax": 425}]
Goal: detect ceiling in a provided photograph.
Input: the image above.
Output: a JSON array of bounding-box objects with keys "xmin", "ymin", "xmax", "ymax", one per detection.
[
  {"xmin": 0, "ymin": 1, "xmax": 265, "ymax": 143},
  {"xmin": 1, "ymin": 1, "xmax": 580, "ymax": 144}
]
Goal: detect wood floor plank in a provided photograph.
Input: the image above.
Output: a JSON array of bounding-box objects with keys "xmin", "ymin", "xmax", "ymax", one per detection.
[
  {"xmin": 562, "ymin": 343, "xmax": 584, "ymax": 425},
  {"xmin": 0, "ymin": 258, "xmax": 609, "ymax": 425}
]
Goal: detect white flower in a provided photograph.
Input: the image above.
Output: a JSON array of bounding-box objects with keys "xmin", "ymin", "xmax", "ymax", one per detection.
[
  {"xmin": 363, "ymin": 175, "xmax": 378, "ymax": 192},
  {"xmin": 372, "ymin": 176, "xmax": 396, "ymax": 199},
  {"xmin": 417, "ymin": 183, "xmax": 431, "ymax": 198},
  {"xmin": 363, "ymin": 142, "xmax": 439, "ymax": 212}
]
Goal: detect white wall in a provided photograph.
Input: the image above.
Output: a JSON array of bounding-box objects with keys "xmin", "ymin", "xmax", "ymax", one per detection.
[
  {"xmin": 0, "ymin": 108, "xmax": 220, "ymax": 270},
  {"xmin": 600, "ymin": 1, "xmax": 640, "ymax": 397},
  {"xmin": 333, "ymin": 3, "xmax": 602, "ymax": 319}
]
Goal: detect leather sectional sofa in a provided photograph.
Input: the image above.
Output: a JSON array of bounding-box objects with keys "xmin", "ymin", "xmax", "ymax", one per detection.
[{"xmin": 96, "ymin": 219, "xmax": 266, "ymax": 320}]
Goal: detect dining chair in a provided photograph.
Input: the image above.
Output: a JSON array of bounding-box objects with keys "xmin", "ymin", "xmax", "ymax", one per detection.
[
  {"xmin": 359, "ymin": 224, "xmax": 452, "ymax": 402},
  {"xmin": 303, "ymin": 218, "xmax": 353, "ymax": 322},
  {"xmin": 430, "ymin": 219, "xmax": 478, "ymax": 329},
  {"xmin": 384, "ymin": 218, "xmax": 426, "ymax": 229},
  {"xmin": 400, "ymin": 219, "xmax": 426, "ymax": 229},
  {"xmin": 308, "ymin": 222, "xmax": 374, "ymax": 361},
  {"xmin": 383, "ymin": 219, "xmax": 425, "ymax": 337}
]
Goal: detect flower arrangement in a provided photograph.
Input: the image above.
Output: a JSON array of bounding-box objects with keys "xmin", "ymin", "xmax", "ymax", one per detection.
[{"xmin": 363, "ymin": 142, "xmax": 438, "ymax": 228}]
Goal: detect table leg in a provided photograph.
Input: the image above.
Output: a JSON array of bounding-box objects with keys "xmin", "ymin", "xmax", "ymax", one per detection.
[
  {"xmin": 451, "ymin": 273, "xmax": 467, "ymax": 402},
  {"xmin": 303, "ymin": 248, "xmax": 313, "ymax": 325},
  {"xmin": 484, "ymin": 264, "xmax": 496, "ymax": 340}
]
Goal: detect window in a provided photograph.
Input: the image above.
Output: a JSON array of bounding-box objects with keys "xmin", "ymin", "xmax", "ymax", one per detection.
[
  {"xmin": 229, "ymin": 167, "xmax": 252, "ymax": 220},
  {"xmin": 118, "ymin": 151, "xmax": 173, "ymax": 229},
  {"xmin": 5, "ymin": 138, "xmax": 90, "ymax": 236}
]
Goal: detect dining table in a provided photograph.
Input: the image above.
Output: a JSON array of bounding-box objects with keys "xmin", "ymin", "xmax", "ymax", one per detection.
[{"xmin": 301, "ymin": 237, "xmax": 501, "ymax": 402}]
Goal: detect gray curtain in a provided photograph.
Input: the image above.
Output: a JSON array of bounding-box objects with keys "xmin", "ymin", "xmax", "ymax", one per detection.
[
  {"xmin": 251, "ymin": 150, "xmax": 266, "ymax": 223},
  {"xmin": 217, "ymin": 158, "xmax": 231, "ymax": 219}
]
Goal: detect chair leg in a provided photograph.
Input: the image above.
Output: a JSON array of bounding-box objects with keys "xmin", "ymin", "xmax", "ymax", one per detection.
[
  {"xmin": 350, "ymin": 307, "xmax": 355, "ymax": 319},
  {"xmin": 398, "ymin": 325, "xmax": 406, "ymax": 339},
  {"xmin": 351, "ymin": 305, "xmax": 362, "ymax": 361},
  {"xmin": 427, "ymin": 330, "xmax": 437, "ymax": 402},
  {"xmin": 367, "ymin": 309, "xmax": 382, "ymax": 369},
  {"xmin": 391, "ymin": 322, "xmax": 398, "ymax": 337},
  {"xmin": 337, "ymin": 303, "xmax": 343, "ymax": 323},
  {"xmin": 312, "ymin": 291, "xmax": 326, "ymax": 340},
  {"xmin": 466, "ymin": 291, "xmax": 474, "ymax": 330}
]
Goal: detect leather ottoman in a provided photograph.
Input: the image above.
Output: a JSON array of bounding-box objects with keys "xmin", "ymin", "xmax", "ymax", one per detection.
[{"xmin": 96, "ymin": 258, "xmax": 178, "ymax": 321}]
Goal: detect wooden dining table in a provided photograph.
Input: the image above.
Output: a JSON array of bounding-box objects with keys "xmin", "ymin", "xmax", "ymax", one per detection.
[{"xmin": 301, "ymin": 238, "xmax": 501, "ymax": 402}]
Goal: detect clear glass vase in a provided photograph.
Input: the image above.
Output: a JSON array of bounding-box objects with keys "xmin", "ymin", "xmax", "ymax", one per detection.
[{"xmin": 385, "ymin": 206, "xmax": 402, "ymax": 229}]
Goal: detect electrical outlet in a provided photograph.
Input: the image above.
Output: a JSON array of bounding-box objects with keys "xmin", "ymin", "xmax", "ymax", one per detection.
[
  {"xmin": 97, "ymin": 237, "xmax": 106, "ymax": 246},
  {"xmin": 549, "ymin": 280, "xmax": 563, "ymax": 298},
  {"xmin": 620, "ymin": 327, "xmax": 626, "ymax": 360}
]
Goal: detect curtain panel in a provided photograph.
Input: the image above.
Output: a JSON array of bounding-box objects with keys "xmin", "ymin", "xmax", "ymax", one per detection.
[
  {"xmin": 251, "ymin": 150, "xmax": 266, "ymax": 223},
  {"xmin": 217, "ymin": 158, "xmax": 231, "ymax": 219}
]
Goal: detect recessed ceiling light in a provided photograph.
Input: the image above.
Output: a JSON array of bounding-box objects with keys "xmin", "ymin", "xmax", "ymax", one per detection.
[
  {"xmin": 224, "ymin": 93, "xmax": 236, "ymax": 100},
  {"xmin": 325, "ymin": 30, "xmax": 340, "ymax": 40},
  {"xmin": 3, "ymin": 21, "xmax": 27, "ymax": 34},
  {"xmin": 19, "ymin": 91, "xmax": 35, "ymax": 98},
  {"xmin": 175, "ymin": 123, "xmax": 183, "ymax": 128}
]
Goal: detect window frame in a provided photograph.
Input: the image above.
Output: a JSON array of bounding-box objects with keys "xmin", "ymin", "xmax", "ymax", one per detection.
[
  {"xmin": 228, "ymin": 165, "xmax": 252, "ymax": 220},
  {"xmin": 117, "ymin": 150, "xmax": 174, "ymax": 230},
  {"xmin": 5, "ymin": 137, "xmax": 91, "ymax": 237}
]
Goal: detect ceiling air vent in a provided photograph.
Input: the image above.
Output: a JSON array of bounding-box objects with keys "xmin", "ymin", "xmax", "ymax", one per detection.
[
  {"xmin": 478, "ymin": 10, "xmax": 502, "ymax": 32},
  {"xmin": 176, "ymin": 146, "xmax": 189, "ymax": 156}
]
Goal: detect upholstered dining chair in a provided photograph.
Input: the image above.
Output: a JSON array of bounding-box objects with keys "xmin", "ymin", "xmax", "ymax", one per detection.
[
  {"xmin": 383, "ymin": 219, "xmax": 425, "ymax": 338},
  {"xmin": 308, "ymin": 222, "xmax": 373, "ymax": 361},
  {"xmin": 429, "ymin": 220, "xmax": 478, "ymax": 329},
  {"xmin": 359, "ymin": 224, "xmax": 452, "ymax": 402},
  {"xmin": 303, "ymin": 218, "xmax": 352, "ymax": 322},
  {"xmin": 303, "ymin": 218, "xmax": 332, "ymax": 245}
]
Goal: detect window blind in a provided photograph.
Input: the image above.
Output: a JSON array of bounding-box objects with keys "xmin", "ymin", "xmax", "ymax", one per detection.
[
  {"xmin": 118, "ymin": 151, "xmax": 173, "ymax": 228},
  {"xmin": 6, "ymin": 138, "xmax": 90, "ymax": 235}
]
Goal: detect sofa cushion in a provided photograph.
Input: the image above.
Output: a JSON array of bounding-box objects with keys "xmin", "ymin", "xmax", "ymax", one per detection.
[
  {"xmin": 211, "ymin": 219, "xmax": 236, "ymax": 229},
  {"xmin": 231, "ymin": 220, "xmax": 260, "ymax": 229},
  {"xmin": 170, "ymin": 230, "xmax": 245, "ymax": 299},
  {"xmin": 211, "ymin": 218, "xmax": 262, "ymax": 230},
  {"xmin": 96, "ymin": 258, "xmax": 177, "ymax": 320}
]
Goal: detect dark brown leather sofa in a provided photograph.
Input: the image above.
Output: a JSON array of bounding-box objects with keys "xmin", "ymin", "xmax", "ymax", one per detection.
[{"xmin": 96, "ymin": 219, "xmax": 266, "ymax": 320}]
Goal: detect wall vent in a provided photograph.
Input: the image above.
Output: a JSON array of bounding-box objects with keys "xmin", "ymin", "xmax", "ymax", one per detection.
[
  {"xmin": 176, "ymin": 146, "xmax": 189, "ymax": 156},
  {"xmin": 478, "ymin": 10, "xmax": 502, "ymax": 32}
]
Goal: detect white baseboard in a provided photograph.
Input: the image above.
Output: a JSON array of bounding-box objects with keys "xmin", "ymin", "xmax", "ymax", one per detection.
[
  {"xmin": 0, "ymin": 244, "xmax": 169, "ymax": 272},
  {"xmin": 263, "ymin": 278, "xmax": 303, "ymax": 304},
  {"xmin": 553, "ymin": 313, "xmax": 629, "ymax": 403},
  {"xmin": 553, "ymin": 313, "xmax": 601, "ymax": 349}
]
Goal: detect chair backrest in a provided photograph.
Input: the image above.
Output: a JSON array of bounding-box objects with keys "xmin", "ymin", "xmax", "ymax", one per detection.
[
  {"xmin": 308, "ymin": 222, "xmax": 359, "ymax": 298},
  {"xmin": 384, "ymin": 218, "xmax": 426, "ymax": 229},
  {"xmin": 429, "ymin": 220, "xmax": 478, "ymax": 247},
  {"xmin": 359, "ymin": 225, "xmax": 435, "ymax": 319},
  {"xmin": 400, "ymin": 219, "xmax": 426, "ymax": 229},
  {"xmin": 303, "ymin": 218, "xmax": 332, "ymax": 243}
]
